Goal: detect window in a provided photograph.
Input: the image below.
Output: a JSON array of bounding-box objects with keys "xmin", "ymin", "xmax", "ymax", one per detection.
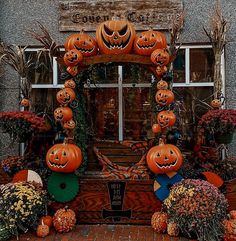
[{"xmin": 27, "ymin": 45, "xmax": 221, "ymax": 145}]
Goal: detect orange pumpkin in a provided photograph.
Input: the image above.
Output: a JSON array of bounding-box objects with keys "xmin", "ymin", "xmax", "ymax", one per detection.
[
  {"xmin": 151, "ymin": 48, "xmax": 170, "ymax": 66},
  {"xmin": 230, "ymin": 211, "xmax": 236, "ymax": 220},
  {"xmin": 36, "ymin": 223, "xmax": 50, "ymax": 238},
  {"xmin": 133, "ymin": 30, "xmax": 167, "ymax": 55},
  {"xmin": 155, "ymin": 89, "xmax": 174, "ymax": 106},
  {"xmin": 211, "ymin": 99, "xmax": 222, "ymax": 109},
  {"xmin": 63, "ymin": 119, "xmax": 76, "ymax": 130},
  {"xmin": 156, "ymin": 65, "xmax": 168, "ymax": 77},
  {"xmin": 64, "ymin": 31, "xmax": 97, "ymax": 57},
  {"xmin": 40, "ymin": 216, "xmax": 53, "ymax": 228},
  {"xmin": 67, "ymin": 66, "xmax": 79, "ymax": 77},
  {"xmin": 96, "ymin": 19, "xmax": 136, "ymax": 54},
  {"xmin": 53, "ymin": 207, "xmax": 76, "ymax": 233},
  {"xmin": 152, "ymin": 124, "xmax": 161, "ymax": 134},
  {"xmin": 20, "ymin": 98, "xmax": 30, "ymax": 107},
  {"xmin": 56, "ymin": 88, "xmax": 76, "ymax": 106},
  {"xmin": 63, "ymin": 49, "xmax": 83, "ymax": 66},
  {"xmin": 54, "ymin": 107, "xmax": 73, "ymax": 122},
  {"xmin": 157, "ymin": 80, "xmax": 168, "ymax": 90},
  {"xmin": 64, "ymin": 79, "xmax": 76, "ymax": 89},
  {"xmin": 151, "ymin": 211, "xmax": 168, "ymax": 233},
  {"xmin": 147, "ymin": 139, "xmax": 183, "ymax": 174},
  {"xmin": 157, "ymin": 111, "xmax": 176, "ymax": 128},
  {"xmin": 46, "ymin": 141, "xmax": 82, "ymax": 173}
]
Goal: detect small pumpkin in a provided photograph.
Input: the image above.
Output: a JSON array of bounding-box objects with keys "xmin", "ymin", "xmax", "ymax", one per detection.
[
  {"xmin": 146, "ymin": 138, "xmax": 183, "ymax": 174},
  {"xmin": 96, "ymin": 19, "xmax": 136, "ymax": 54},
  {"xmin": 63, "ymin": 119, "xmax": 76, "ymax": 130},
  {"xmin": 151, "ymin": 48, "xmax": 170, "ymax": 66},
  {"xmin": 157, "ymin": 111, "xmax": 176, "ymax": 128},
  {"xmin": 230, "ymin": 210, "xmax": 236, "ymax": 220},
  {"xmin": 56, "ymin": 88, "xmax": 76, "ymax": 106},
  {"xmin": 151, "ymin": 211, "xmax": 168, "ymax": 233},
  {"xmin": 64, "ymin": 31, "xmax": 98, "ymax": 57},
  {"xmin": 133, "ymin": 29, "xmax": 167, "ymax": 55},
  {"xmin": 67, "ymin": 66, "xmax": 79, "ymax": 76},
  {"xmin": 157, "ymin": 80, "xmax": 168, "ymax": 90},
  {"xmin": 40, "ymin": 216, "xmax": 53, "ymax": 228},
  {"xmin": 167, "ymin": 222, "xmax": 179, "ymax": 237},
  {"xmin": 64, "ymin": 79, "xmax": 76, "ymax": 89},
  {"xmin": 20, "ymin": 98, "xmax": 30, "ymax": 107},
  {"xmin": 156, "ymin": 65, "xmax": 167, "ymax": 77},
  {"xmin": 211, "ymin": 99, "xmax": 222, "ymax": 109},
  {"xmin": 54, "ymin": 107, "xmax": 73, "ymax": 122},
  {"xmin": 155, "ymin": 89, "xmax": 174, "ymax": 106},
  {"xmin": 46, "ymin": 140, "xmax": 82, "ymax": 173},
  {"xmin": 53, "ymin": 206, "xmax": 76, "ymax": 233},
  {"xmin": 36, "ymin": 222, "xmax": 50, "ymax": 238},
  {"xmin": 63, "ymin": 49, "xmax": 83, "ymax": 66},
  {"xmin": 152, "ymin": 124, "xmax": 161, "ymax": 134}
]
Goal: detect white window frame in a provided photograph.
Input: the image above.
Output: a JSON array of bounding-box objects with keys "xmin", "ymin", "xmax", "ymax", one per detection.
[{"xmin": 27, "ymin": 45, "xmax": 225, "ymax": 141}]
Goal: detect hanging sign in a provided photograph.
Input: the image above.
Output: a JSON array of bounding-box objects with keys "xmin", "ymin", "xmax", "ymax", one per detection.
[{"xmin": 59, "ymin": 0, "xmax": 183, "ymax": 31}]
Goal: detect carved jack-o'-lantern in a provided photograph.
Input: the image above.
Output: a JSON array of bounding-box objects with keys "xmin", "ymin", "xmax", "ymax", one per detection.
[
  {"xmin": 63, "ymin": 119, "xmax": 76, "ymax": 130},
  {"xmin": 63, "ymin": 49, "xmax": 83, "ymax": 66},
  {"xmin": 155, "ymin": 89, "xmax": 174, "ymax": 106},
  {"xmin": 64, "ymin": 79, "xmax": 76, "ymax": 89},
  {"xmin": 20, "ymin": 98, "xmax": 30, "ymax": 107},
  {"xmin": 67, "ymin": 66, "xmax": 79, "ymax": 77},
  {"xmin": 46, "ymin": 140, "xmax": 82, "ymax": 173},
  {"xmin": 96, "ymin": 19, "xmax": 136, "ymax": 54},
  {"xmin": 64, "ymin": 31, "xmax": 98, "ymax": 57},
  {"xmin": 56, "ymin": 88, "xmax": 76, "ymax": 106},
  {"xmin": 151, "ymin": 49, "xmax": 170, "ymax": 66},
  {"xmin": 157, "ymin": 111, "xmax": 176, "ymax": 128},
  {"xmin": 147, "ymin": 138, "xmax": 183, "ymax": 174},
  {"xmin": 133, "ymin": 30, "xmax": 167, "ymax": 56},
  {"xmin": 54, "ymin": 107, "xmax": 73, "ymax": 122},
  {"xmin": 211, "ymin": 99, "xmax": 222, "ymax": 109},
  {"xmin": 157, "ymin": 80, "xmax": 168, "ymax": 90},
  {"xmin": 156, "ymin": 65, "xmax": 167, "ymax": 77}
]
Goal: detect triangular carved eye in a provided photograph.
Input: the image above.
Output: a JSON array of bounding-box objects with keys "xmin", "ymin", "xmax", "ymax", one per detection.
[
  {"xmin": 63, "ymin": 151, "xmax": 67, "ymax": 156},
  {"xmin": 118, "ymin": 24, "xmax": 128, "ymax": 36},
  {"xmin": 104, "ymin": 24, "xmax": 113, "ymax": 36},
  {"xmin": 156, "ymin": 152, "xmax": 161, "ymax": 157}
]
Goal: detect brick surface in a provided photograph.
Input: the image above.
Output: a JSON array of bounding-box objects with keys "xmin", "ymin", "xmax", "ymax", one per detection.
[{"xmin": 10, "ymin": 225, "xmax": 190, "ymax": 241}]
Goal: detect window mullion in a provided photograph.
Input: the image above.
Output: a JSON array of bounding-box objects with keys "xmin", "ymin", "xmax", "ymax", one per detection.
[
  {"xmin": 53, "ymin": 57, "xmax": 58, "ymax": 87},
  {"xmin": 185, "ymin": 48, "xmax": 190, "ymax": 84}
]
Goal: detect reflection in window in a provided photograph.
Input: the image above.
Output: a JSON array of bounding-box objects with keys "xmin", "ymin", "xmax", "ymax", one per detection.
[{"xmin": 173, "ymin": 49, "xmax": 185, "ymax": 83}]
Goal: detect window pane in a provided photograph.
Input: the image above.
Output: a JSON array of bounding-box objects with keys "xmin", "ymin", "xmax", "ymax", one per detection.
[
  {"xmin": 173, "ymin": 49, "xmax": 185, "ymax": 83},
  {"xmin": 123, "ymin": 64, "xmax": 152, "ymax": 84},
  {"xmin": 85, "ymin": 88, "xmax": 118, "ymax": 140},
  {"xmin": 190, "ymin": 48, "xmax": 214, "ymax": 82},
  {"xmin": 123, "ymin": 87, "xmax": 153, "ymax": 140},
  {"xmin": 26, "ymin": 51, "xmax": 53, "ymax": 84}
]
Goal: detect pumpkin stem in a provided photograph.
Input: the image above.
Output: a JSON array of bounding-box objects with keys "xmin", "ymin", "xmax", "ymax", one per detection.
[
  {"xmin": 80, "ymin": 29, "xmax": 85, "ymax": 34},
  {"xmin": 64, "ymin": 137, "xmax": 68, "ymax": 144},
  {"xmin": 159, "ymin": 138, "xmax": 165, "ymax": 146}
]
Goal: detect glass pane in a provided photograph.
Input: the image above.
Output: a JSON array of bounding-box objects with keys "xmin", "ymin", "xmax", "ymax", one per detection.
[
  {"xmin": 173, "ymin": 86, "xmax": 213, "ymax": 149},
  {"xmin": 173, "ymin": 49, "xmax": 185, "ymax": 83},
  {"xmin": 84, "ymin": 88, "xmax": 118, "ymax": 140},
  {"xmin": 123, "ymin": 64, "xmax": 152, "ymax": 84},
  {"xmin": 190, "ymin": 48, "xmax": 214, "ymax": 82},
  {"xmin": 123, "ymin": 87, "xmax": 153, "ymax": 140},
  {"xmin": 31, "ymin": 88, "xmax": 59, "ymax": 113},
  {"xmin": 26, "ymin": 51, "xmax": 53, "ymax": 84}
]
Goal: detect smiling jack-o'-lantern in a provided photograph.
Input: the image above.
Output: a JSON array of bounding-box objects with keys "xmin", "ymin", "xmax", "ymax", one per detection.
[
  {"xmin": 147, "ymin": 138, "xmax": 183, "ymax": 174},
  {"xmin": 46, "ymin": 140, "xmax": 82, "ymax": 173},
  {"xmin": 156, "ymin": 65, "xmax": 168, "ymax": 77},
  {"xmin": 151, "ymin": 49, "xmax": 170, "ymax": 66},
  {"xmin": 64, "ymin": 79, "xmax": 76, "ymax": 89},
  {"xmin": 54, "ymin": 107, "xmax": 73, "ymax": 122},
  {"xmin": 155, "ymin": 89, "xmax": 174, "ymax": 106},
  {"xmin": 96, "ymin": 19, "xmax": 136, "ymax": 54},
  {"xmin": 157, "ymin": 111, "xmax": 176, "ymax": 128},
  {"xmin": 64, "ymin": 31, "xmax": 98, "ymax": 57},
  {"xmin": 211, "ymin": 99, "xmax": 222, "ymax": 109},
  {"xmin": 63, "ymin": 49, "xmax": 83, "ymax": 67},
  {"xmin": 133, "ymin": 30, "xmax": 167, "ymax": 56},
  {"xmin": 56, "ymin": 88, "xmax": 76, "ymax": 106},
  {"xmin": 67, "ymin": 66, "xmax": 79, "ymax": 77},
  {"xmin": 157, "ymin": 80, "xmax": 168, "ymax": 90},
  {"xmin": 20, "ymin": 98, "xmax": 30, "ymax": 107},
  {"xmin": 63, "ymin": 119, "xmax": 76, "ymax": 130}
]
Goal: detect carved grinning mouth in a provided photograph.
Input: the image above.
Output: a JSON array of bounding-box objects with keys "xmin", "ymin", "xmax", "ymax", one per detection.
[
  {"xmin": 137, "ymin": 42, "xmax": 156, "ymax": 49},
  {"xmin": 61, "ymin": 96, "xmax": 70, "ymax": 104},
  {"xmin": 101, "ymin": 32, "xmax": 131, "ymax": 50},
  {"xmin": 48, "ymin": 160, "xmax": 68, "ymax": 168},
  {"xmin": 75, "ymin": 46, "xmax": 94, "ymax": 53},
  {"xmin": 156, "ymin": 160, "xmax": 177, "ymax": 169},
  {"xmin": 68, "ymin": 56, "xmax": 78, "ymax": 62}
]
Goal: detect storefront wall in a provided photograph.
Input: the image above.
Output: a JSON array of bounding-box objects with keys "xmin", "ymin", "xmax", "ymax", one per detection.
[{"xmin": 0, "ymin": 0, "xmax": 236, "ymax": 155}]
